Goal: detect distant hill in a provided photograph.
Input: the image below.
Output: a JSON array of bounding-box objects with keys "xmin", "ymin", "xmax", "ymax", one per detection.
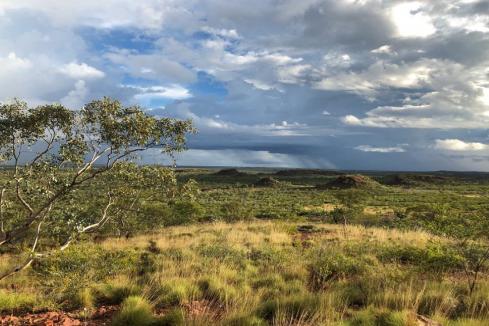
[{"xmin": 317, "ymin": 174, "xmax": 380, "ymax": 189}]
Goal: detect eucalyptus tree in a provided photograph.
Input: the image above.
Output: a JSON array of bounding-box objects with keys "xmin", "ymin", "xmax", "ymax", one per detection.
[{"xmin": 0, "ymin": 97, "xmax": 194, "ymax": 279}]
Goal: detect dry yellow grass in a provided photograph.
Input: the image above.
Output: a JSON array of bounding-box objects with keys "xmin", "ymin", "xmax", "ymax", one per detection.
[
  {"xmin": 303, "ymin": 203, "xmax": 343, "ymax": 213},
  {"xmin": 363, "ymin": 206, "xmax": 395, "ymax": 215},
  {"xmin": 100, "ymin": 220, "xmax": 439, "ymax": 252}
]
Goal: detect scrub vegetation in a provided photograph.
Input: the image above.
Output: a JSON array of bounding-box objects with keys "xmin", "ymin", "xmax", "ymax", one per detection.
[{"xmin": 1, "ymin": 99, "xmax": 489, "ymax": 325}]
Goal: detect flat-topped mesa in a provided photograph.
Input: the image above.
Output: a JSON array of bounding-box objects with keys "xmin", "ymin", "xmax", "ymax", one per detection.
[
  {"xmin": 381, "ymin": 173, "xmax": 449, "ymax": 186},
  {"xmin": 213, "ymin": 168, "xmax": 247, "ymax": 176},
  {"xmin": 275, "ymin": 169, "xmax": 344, "ymax": 176},
  {"xmin": 254, "ymin": 176, "xmax": 280, "ymax": 187}
]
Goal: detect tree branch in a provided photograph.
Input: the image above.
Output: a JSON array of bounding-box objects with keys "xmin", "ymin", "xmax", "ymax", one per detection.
[
  {"xmin": 60, "ymin": 193, "xmax": 114, "ymax": 251},
  {"xmin": 0, "ymin": 187, "xmax": 5, "ymax": 234}
]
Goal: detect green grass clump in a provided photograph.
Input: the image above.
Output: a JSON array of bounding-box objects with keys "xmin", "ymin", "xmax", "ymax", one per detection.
[
  {"xmin": 256, "ymin": 294, "xmax": 321, "ymax": 322},
  {"xmin": 94, "ymin": 282, "xmax": 141, "ymax": 305},
  {"xmin": 156, "ymin": 279, "xmax": 198, "ymax": 307},
  {"xmin": 197, "ymin": 277, "xmax": 237, "ymax": 307},
  {"xmin": 111, "ymin": 296, "xmax": 155, "ymax": 326},
  {"xmin": 349, "ymin": 308, "xmax": 416, "ymax": 326},
  {"xmin": 75, "ymin": 287, "xmax": 95, "ymax": 310},
  {"xmin": 154, "ymin": 308, "xmax": 185, "ymax": 326},
  {"xmin": 0, "ymin": 290, "xmax": 37, "ymax": 314},
  {"xmin": 222, "ymin": 314, "xmax": 268, "ymax": 326}
]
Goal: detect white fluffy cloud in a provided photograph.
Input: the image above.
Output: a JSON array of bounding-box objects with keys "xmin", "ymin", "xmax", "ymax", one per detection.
[
  {"xmin": 131, "ymin": 85, "xmax": 193, "ymax": 102},
  {"xmin": 59, "ymin": 62, "xmax": 105, "ymax": 80},
  {"xmin": 315, "ymin": 59, "xmax": 436, "ymax": 96},
  {"xmin": 0, "ymin": 0, "xmax": 194, "ymax": 30},
  {"xmin": 354, "ymin": 145, "xmax": 406, "ymax": 153},
  {"xmin": 390, "ymin": 2, "xmax": 436, "ymax": 38},
  {"xmin": 434, "ymin": 139, "xmax": 488, "ymax": 151}
]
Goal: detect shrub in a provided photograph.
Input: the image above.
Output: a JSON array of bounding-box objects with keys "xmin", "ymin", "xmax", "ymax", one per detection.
[
  {"xmin": 248, "ymin": 246, "xmax": 288, "ymax": 270},
  {"xmin": 379, "ymin": 243, "xmax": 464, "ymax": 275},
  {"xmin": 111, "ymin": 296, "xmax": 155, "ymax": 326},
  {"xmin": 308, "ymin": 249, "xmax": 366, "ymax": 291},
  {"xmin": 166, "ymin": 201, "xmax": 204, "ymax": 226}
]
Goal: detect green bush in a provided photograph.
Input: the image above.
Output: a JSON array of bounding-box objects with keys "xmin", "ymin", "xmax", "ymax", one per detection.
[
  {"xmin": 165, "ymin": 201, "xmax": 204, "ymax": 226},
  {"xmin": 111, "ymin": 296, "xmax": 155, "ymax": 326},
  {"xmin": 379, "ymin": 243, "xmax": 464, "ymax": 274},
  {"xmin": 248, "ymin": 246, "xmax": 289, "ymax": 269},
  {"xmin": 308, "ymin": 250, "xmax": 366, "ymax": 291}
]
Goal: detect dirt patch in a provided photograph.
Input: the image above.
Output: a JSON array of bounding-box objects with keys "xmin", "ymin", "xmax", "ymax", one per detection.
[
  {"xmin": 463, "ymin": 194, "xmax": 482, "ymax": 198},
  {"xmin": 0, "ymin": 306, "xmax": 117, "ymax": 326},
  {"xmin": 182, "ymin": 300, "xmax": 222, "ymax": 320}
]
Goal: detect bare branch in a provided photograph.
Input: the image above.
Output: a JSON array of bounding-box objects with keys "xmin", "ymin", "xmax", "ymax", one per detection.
[
  {"xmin": 0, "ymin": 258, "xmax": 34, "ymax": 281},
  {"xmin": 30, "ymin": 130, "xmax": 57, "ymax": 165},
  {"xmin": 0, "ymin": 211, "xmax": 49, "ymax": 281},
  {"xmin": 0, "ymin": 188, "xmax": 5, "ymax": 234},
  {"xmin": 60, "ymin": 193, "xmax": 114, "ymax": 251},
  {"xmin": 16, "ymin": 178, "xmax": 34, "ymax": 214}
]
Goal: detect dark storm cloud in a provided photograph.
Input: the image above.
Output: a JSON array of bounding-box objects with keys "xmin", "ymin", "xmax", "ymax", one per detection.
[
  {"xmin": 299, "ymin": 1, "xmax": 395, "ymax": 51},
  {"xmin": 1, "ymin": 0, "xmax": 489, "ymax": 169}
]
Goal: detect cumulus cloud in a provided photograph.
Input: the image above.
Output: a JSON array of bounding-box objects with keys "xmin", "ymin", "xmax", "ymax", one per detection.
[
  {"xmin": 390, "ymin": 2, "xmax": 436, "ymax": 38},
  {"xmin": 59, "ymin": 62, "xmax": 105, "ymax": 79},
  {"xmin": 434, "ymin": 139, "xmax": 488, "ymax": 151},
  {"xmin": 60, "ymin": 80, "xmax": 89, "ymax": 109},
  {"xmin": 315, "ymin": 59, "xmax": 436, "ymax": 97},
  {"xmin": 128, "ymin": 85, "xmax": 193, "ymax": 102},
  {"xmin": 1, "ymin": 0, "xmax": 489, "ymax": 169}
]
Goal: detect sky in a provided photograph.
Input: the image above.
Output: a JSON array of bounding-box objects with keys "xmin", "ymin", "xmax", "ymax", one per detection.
[{"xmin": 1, "ymin": 0, "xmax": 489, "ymax": 170}]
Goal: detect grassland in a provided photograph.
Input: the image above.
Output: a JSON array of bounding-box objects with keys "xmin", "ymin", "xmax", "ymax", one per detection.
[{"xmin": 1, "ymin": 168, "xmax": 489, "ymax": 325}]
